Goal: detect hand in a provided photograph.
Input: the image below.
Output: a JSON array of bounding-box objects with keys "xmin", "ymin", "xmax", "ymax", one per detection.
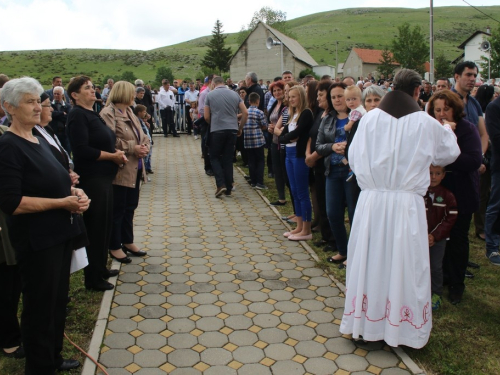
[
  {"xmin": 62, "ymin": 196, "xmax": 90, "ymax": 213},
  {"xmin": 274, "ymin": 126, "xmax": 283, "ymax": 136},
  {"xmin": 443, "ymin": 120, "xmax": 456, "ymax": 131},
  {"xmin": 237, "ymin": 129, "xmax": 242, "ymax": 137},
  {"xmin": 134, "ymin": 144, "xmax": 149, "ymax": 158},
  {"xmin": 428, "ymin": 234, "xmax": 435, "ymax": 247},
  {"xmin": 332, "ymin": 141, "xmax": 347, "ymax": 155},
  {"xmin": 112, "ymin": 150, "xmax": 127, "ymax": 165},
  {"xmin": 479, "ymin": 164, "xmax": 486, "ymax": 174},
  {"xmin": 69, "ymin": 170, "xmax": 80, "ymax": 186},
  {"xmin": 305, "ymin": 155, "xmax": 317, "ymax": 168}
]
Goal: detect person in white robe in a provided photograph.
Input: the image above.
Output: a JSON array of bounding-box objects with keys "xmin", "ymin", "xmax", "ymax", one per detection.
[{"xmin": 340, "ymin": 69, "xmax": 461, "ymax": 349}]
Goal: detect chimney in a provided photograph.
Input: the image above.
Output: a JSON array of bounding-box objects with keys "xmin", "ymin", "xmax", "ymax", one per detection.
[{"xmin": 487, "ymin": 26, "xmax": 491, "ymax": 34}]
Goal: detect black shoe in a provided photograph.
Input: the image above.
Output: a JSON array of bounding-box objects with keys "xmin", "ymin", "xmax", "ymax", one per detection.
[
  {"xmin": 327, "ymin": 255, "xmax": 347, "ymax": 264},
  {"xmin": 206, "ymin": 170, "xmax": 214, "ymax": 176},
  {"xmin": 467, "ymin": 261, "xmax": 480, "ymax": 269},
  {"xmin": 465, "ymin": 270, "xmax": 474, "ymax": 279},
  {"xmin": 323, "ymin": 244, "xmax": 337, "ymax": 253},
  {"xmin": 1, "ymin": 346, "xmax": 25, "ymax": 359},
  {"xmin": 146, "ymin": 169, "xmax": 154, "ymax": 174},
  {"xmin": 103, "ymin": 269, "xmax": 119, "ymax": 279},
  {"xmin": 448, "ymin": 287, "xmax": 463, "ymax": 305},
  {"xmin": 85, "ymin": 281, "xmax": 114, "ymax": 292},
  {"xmin": 313, "ymin": 240, "xmax": 328, "ymax": 247},
  {"xmin": 109, "ymin": 251, "xmax": 132, "ymax": 264},
  {"xmin": 270, "ymin": 200, "xmax": 286, "ymax": 206},
  {"xmin": 58, "ymin": 359, "xmax": 81, "ymax": 371},
  {"xmin": 244, "ymin": 175, "xmax": 251, "ymax": 181},
  {"xmin": 123, "ymin": 245, "xmax": 147, "ymax": 257},
  {"xmin": 173, "ymin": 134, "xmax": 180, "ymax": 138}
]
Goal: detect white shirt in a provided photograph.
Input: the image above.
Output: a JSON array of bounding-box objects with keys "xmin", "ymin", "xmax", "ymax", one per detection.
[
  {"xmin": 285, "ymin": 114, "xmax": 298, "ymax": 148},
  {"xmin": 184, "ymin": 89, "xmax": 199, "ymax": 105},
  {"xmin": 157, "ymin": 88, "xmax": 176, "ymax": 109}
]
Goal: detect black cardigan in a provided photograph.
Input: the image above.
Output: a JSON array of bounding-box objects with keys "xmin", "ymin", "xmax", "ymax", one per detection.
[{"xmin": 278, "ymin": 108, "xmax": 314, "ymax": 158}]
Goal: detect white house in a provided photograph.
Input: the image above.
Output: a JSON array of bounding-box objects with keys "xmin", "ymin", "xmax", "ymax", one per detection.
[{"xmin": 455, "ymin": 28, "xmax": 491, "ymax": 77}]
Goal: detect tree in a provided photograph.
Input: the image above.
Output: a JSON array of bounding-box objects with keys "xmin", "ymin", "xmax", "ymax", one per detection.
[
  {"xmin": 237, "ymin": 7, "xmax": 296, "ymax": 45},
  {"xmin": 120, "ymin": 71, "xmax": 137, "ymax": 83},
  {"xmin": 435, "ymin": 52, "xmax": 453, "ymax": 79},
  {"xmin": 377, "ymin": 47, "xmax": 398, "ymax": 78},
  {"xmin": 392, "ymin": 22, "xmax": 429, "ymax": 75},
  {"xmin": 154, "ymin": 66, "xmax": 174, "ymax": 88},
  {"xmin": 201, "ymin": 20, "xmax": 232, "ymax": 75},
  {"xmin": 480, "ymin": 24, "xmax": 500, "ymax": 79}
]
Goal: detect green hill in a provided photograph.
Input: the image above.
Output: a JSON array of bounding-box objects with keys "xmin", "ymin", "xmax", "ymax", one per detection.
[{"xmin": 1, "ymin": 6, "xmax": 498, "ymax": 88}]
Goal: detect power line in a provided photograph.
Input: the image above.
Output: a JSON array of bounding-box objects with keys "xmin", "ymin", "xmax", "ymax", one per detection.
[{"xmin": 461, "ymin": 0, "xmax": 500, "ymax": 25}]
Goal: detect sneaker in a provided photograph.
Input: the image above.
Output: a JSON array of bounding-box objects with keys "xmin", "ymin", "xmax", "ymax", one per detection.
[
  {"xmin": 250, "ymin": 184, "xmax": 256, "ymax": 188},
  {"xmin": 254, "ymin": 184, "xmax": 268, "ymax": 190},
  {"xmin": 487, "ymin": 251, "xmax": 500, "ymax": 266},
  {"xmin": 431, "ymin": 294, "xmax": 442, "ymax": 311},
  {"xmin": 194, "ymin": 135, "xmax": 199, "ymax": 140},
  {"xmin": 244, "ymin": 175, "xmax": 251, "ymax": 181},
  {"xmin": 465, "ymin": 270, "xmax": 474, "ymax": 279},
  {"xmin": 215, "ymin": 186, "xmax": 227, "ymax": 197}
]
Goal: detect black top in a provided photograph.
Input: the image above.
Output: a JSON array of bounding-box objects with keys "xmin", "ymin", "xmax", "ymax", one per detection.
[
  {"xmin": 32, "ymin": 126, "xmax": 70, "ymax": 170},
  {"xmin": 308, "ymin": 108, "xmax": 325, "ymax": 154},
  {"xmin": 0, "ymin": 132, "xmax": 84, "ymax": 253},
  {"xmin": 279, "ymin": 108, "xmax": 314, "ymax": 158},
  {"xmin": 244, "ymin": 83, "xmax": 265, "ymax": 111},
  {"xmin": 486, "ymin": 96, "xmax": 500, "ymax": 172},
  {"xmin": 67, "ymin": 105, "xmax": 118, "ymax": 178}
]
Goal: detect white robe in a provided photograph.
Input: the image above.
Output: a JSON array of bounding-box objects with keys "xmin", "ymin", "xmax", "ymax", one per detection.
[{"xmin": 340, "ymin": 107, "xmax": 460, "ymax": 349}]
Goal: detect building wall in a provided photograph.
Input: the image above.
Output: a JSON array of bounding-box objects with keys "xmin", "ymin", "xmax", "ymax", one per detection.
[
  {"xmin": 230, "ymin": 24, "xmax": 300, "ymax": 82},
  {"xmin": 464, "ymin": 33, "xmax": 490, "ymax": 74},
  {"xmin": 342, "ymin": 51, "xmax": 362, "ymax": 79}
]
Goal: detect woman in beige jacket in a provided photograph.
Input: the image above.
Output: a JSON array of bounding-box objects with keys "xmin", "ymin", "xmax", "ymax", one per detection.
[{"xmin": 101, "ymin": 81, "xmax": 150, "ymax": 263}]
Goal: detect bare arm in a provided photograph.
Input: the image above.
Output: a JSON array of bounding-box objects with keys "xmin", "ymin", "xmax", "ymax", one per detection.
[
  {"xmin": 13, "ymin": 188, "xmax": 90, "ymax": 215},
  {"xmin": 238, "ymin": 102, "xmax": 248, "ymax": 132},
  {"xmin": 478, "ymin": 116, "xmax": 489, "ymax": 154}
]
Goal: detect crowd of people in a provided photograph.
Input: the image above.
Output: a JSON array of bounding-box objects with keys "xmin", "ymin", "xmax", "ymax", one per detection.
[{"xmin": 0, "ymin": 58, "xmax": 500, "ymax": 374}]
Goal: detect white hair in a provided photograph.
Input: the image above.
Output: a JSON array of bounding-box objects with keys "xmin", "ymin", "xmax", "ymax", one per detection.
[
  {"xmin": 53, "ymin": 86, "xmax": 65, "ymax": 94},
  {"xmin": 1, "ymin": 77, "xmax": 43, "ymax": 122},
  {"xmin": 135, "ymin": 79, "xmax": 144, "ymax": 86}
]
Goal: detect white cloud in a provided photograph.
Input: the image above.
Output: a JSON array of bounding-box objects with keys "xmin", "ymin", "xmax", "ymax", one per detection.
[{"xmin": 0, "ymin": 0, "xmax": 498, "ymax": 51}]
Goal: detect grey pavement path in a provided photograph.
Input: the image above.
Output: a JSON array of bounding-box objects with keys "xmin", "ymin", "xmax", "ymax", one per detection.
[{"xmin": 85, "ymin": 135, "xmax": 421, "ymax": 375}]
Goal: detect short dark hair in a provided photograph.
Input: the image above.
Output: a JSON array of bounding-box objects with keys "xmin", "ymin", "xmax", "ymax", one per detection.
[
  {"xmin": 326, "ymin": 82, "xmax": 347, "ymax": 113},
  {"xmin": 437, "ymin": 78, "xmax": 450, "ymax": 85},
  {"xmin": 427, "ymin": 89, "xmax": 465, "ymax": 123},
  {"xmin": 67, "ymin": 75, "xmax": 92, "ymax": 105},
  {"xmin": 273, "ymin": 76, "xmax": 281, "ymax": 82},
  {"xmin": 454, "ymin": 61, "xmax": 478, "ymax": 76},
  {"xmin": 248, "ymin": 92, "xmax": 260, "ymax": 104},
  {"xmin": 134, "ymin": 104, "xmax": 147, "ymax": 115},
  {"xmin": 393, "ymin": 69, "xmax": 422, "ymax": 97},
  {"xmin": 52, "ymin": 76, "xmax": 61, "ymax": 82}
]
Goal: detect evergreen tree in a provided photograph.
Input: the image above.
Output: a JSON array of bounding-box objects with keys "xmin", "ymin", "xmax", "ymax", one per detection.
[
  {"xmin": 154, "ymin": 67, "xmax": 174, "ymax": 88},
  {"xmin": 480, "ymin": 25, "xmax": 500, "ymax": 79},
  {"xmin": 377, "ymin": 47, "xmax": 398, "ymax": 78},
  {"xmin": 237, "ymin": 7, "xmax": 295, "ymax": 45},
  {"xmin": 392, "ymin": 22, "xmax": 429, "ymax": 75},
  {"xmin": 201, "ymin": 20, "xmax": 232, "ymax": 75}
]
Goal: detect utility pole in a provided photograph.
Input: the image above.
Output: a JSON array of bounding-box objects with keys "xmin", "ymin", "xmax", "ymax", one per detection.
[{"xmin": 430, "ymin": 0, "xmax": 434, "ymax": 83}]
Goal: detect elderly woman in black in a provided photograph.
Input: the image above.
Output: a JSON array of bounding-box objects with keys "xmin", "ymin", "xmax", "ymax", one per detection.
[
  {"xmin": 67, "ymin": 76, "xmax": 126, "ymax": 291},
  {"xmin": 0, "ymin": 77, "xmax": 90, "ymax": 374}
]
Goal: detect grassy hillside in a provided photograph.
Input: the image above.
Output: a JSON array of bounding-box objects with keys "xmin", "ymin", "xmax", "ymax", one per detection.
[{"xmin": 1, "ymin": 6, "xmax": 499, "ymax": 88}]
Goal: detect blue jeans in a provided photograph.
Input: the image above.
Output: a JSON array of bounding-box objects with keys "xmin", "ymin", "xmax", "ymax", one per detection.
[
  {"xmin": 326, "ymin": 165, "xmax": 356, "ymax": 257},
  {"xmin": 485, "ymin": 169, "xmax": 500, "ymax": 256},
  {"xmin": 285, "ymin": 146, "xmax": 311, "ymax": 222},
  {"xmin": 209, "ymin": 130, "xmax": 237, "ymax": 192}
]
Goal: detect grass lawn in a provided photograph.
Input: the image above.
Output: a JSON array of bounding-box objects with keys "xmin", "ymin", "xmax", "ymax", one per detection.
[
  {"xmin": 238, "ymin": 153, "xmax": 500, "ymax": 375},
  {"xmin": 0, "ymin": 270, "xmax": 106, "ymax": 375}
]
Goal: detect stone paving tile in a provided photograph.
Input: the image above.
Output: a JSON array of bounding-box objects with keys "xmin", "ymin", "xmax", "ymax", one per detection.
[{"xmin": 97, "ymin": 136, "xmax": 414, "ymax": 375}]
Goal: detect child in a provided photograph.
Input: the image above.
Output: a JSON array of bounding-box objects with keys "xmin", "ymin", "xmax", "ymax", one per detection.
[
  {"xmin": 190, "ymin": 101, "xmax": 199, "ymax": 139},
  {"xmin": 244, "ymin": 92, "xmax": 268, "ymax": 189},
  {"xmin": 344, "ymin": 85, "xmax": 366, "ymax": 132},
  {"xmin": 425, "ymin": 165, "xmax": 458, "ymax": 311},
  {"xmin": 134, "ymin": 105, "xmax": 154, "ymax": 174}
]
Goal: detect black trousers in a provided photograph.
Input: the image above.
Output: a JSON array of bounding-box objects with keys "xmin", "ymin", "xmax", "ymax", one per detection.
[
  {"xmin": 443, "ymin": 212, "xmax": 473, "ymax": 296},
  {"xmin": 209, "ymin": 130, "xmax": 238, "ymax": 192},
  {"xmin": 200, "ymin": 124, "xmax": 212, "ymax": 172},
  {"xmin": 79, "ymin": 174, "xmax": 114, "ymax": 288},
  {"xmin": 246, "ymin": 146, "xmax": 265, "ymax": 185},
  {"xmin": 185, "ymin": 106, "xmax": 193, "ymax": 135},
  {"xmin": 110, "ymin": 172, "xmax": 141, "ymax": 250},
  {"xmin": 313, "ymin": 162, "xmax": 335, "ymax": 244},
  {"xmin": 271, "ymin": 143, "xmax": 286, "ymax": 201},
  {"xmin": 18, "ymin": 240, "xmax": 73, "ymax": 375},
  {"xmin": 161, "ymin": 108, "xmax": 177, "ymax": 136},
  {"xmin": 0, "ymin": 263, "xmax": 22, "ymax": 349}
]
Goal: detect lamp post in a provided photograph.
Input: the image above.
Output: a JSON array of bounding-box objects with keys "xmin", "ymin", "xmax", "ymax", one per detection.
[
  {"xmin": 430, "ymin": 0, "xmax": 434, "ymax": 84},
  {"xmin": 266, "ymin": 37, "xmax": 284, "ymax": 74}
]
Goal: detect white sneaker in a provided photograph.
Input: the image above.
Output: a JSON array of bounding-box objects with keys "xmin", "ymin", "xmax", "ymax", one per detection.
[{"xmin": 194, "ymin": 135, "xmax": 199, "ymax": 140}]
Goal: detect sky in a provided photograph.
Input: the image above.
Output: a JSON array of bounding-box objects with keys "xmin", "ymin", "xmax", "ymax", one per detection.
[{"xmin": 0, "ymin": 0, "xmax": 498, "ymax": 52}]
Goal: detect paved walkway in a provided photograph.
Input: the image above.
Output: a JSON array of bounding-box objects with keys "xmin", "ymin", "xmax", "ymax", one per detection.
[{"xmin": 86, "ymin": 136, "xmax": 421, "ymax": 375}]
